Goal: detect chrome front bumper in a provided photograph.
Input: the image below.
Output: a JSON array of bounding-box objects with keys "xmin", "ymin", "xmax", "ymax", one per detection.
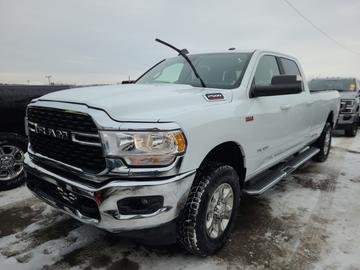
[{"xmin": 24, "ymin": 153, "xmax": 196, "ymax": 232}]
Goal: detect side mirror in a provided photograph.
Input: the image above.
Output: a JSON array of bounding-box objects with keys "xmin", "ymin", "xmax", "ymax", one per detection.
[{"xmin": 252, "ymin": 75, "xmax": 303, "ymax": 97}]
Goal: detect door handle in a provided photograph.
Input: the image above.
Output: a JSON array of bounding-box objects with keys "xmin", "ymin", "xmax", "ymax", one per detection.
[{"xmin": 280, "ymin": 105, "xmax": 291, "ymax": 111}]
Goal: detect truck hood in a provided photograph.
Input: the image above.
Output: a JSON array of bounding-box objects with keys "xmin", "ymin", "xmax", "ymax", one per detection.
[
  {"xmin": 339, "ymin": 91, "xmax": 358, "ymax": 99},
  {"xmin": 38, "ymin": 83, "xmax": 232, "ymax": 122}
]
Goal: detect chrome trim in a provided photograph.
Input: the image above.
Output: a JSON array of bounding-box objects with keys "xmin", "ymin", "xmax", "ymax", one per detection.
[
  {"xmin": 112, "ymin": 207, "xmax": 170, "ymax": 220},
  {"xmin": 27, "ymin": 120, "xmax": 36, "ymax": 133},
  {"xmin": 340, "ymin": 99, "xmax": 355, "ymax": 114},
  {"xmin": 109, "ymin": 155, "xmax": 185, "ymax": 178},
  {"xmin": 71, "ymin": 132, "xmax": 102, "ymax": 147},
  {"xmin": 24, "ymin": 154, "xmax": 196, "ymax": 232},
  {"xmin": 28, "ymin": 147, "xmax": 185, "ymax": 181},
  {"xmin": 28, "ymin": 148, "xmax": 110, "ymax": 182}
]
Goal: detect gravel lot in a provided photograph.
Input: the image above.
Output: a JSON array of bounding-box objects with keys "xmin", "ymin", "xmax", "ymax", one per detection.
[{"xmin": 0, "ymin": 133, "xmax": 359, "ymax": 270}]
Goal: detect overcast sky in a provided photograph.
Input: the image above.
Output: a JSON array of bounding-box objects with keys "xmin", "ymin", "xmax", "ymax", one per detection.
[{"xmin": 0, "ymin": 0, "xmax": 359, "ymax": 85}]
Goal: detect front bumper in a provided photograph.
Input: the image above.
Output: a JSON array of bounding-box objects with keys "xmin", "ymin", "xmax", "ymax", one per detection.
[
  {"xmin": 336, "ymin": 113, "xmax": 358, "ymax": 128},
  {"xmin": 24, "ymin": 153, "xmax": 195, "ymax": 233}
]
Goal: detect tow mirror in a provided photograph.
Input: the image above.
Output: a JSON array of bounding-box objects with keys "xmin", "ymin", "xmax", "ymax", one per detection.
[{"xmin": 252, "ymin": 75, "xmax": 303, "ymax": 97}]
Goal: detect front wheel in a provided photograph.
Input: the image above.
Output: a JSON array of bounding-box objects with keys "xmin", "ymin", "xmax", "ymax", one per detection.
[
  {"xmin": 312, "ymin": 122, "xmax": 332, "ymax": 162},
  {"xmin": 0, "ymin": 133, "xmax": 27, "ymax": 191},
  {"xmin": 178, "ymin": 162, "xmax": 240, "ymax": 256},
  {"xmin": 345, "ymin": 124, "xmax": 358, "ymax": 137}
]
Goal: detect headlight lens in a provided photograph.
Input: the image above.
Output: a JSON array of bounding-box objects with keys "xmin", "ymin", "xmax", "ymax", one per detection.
[{"xmin": 100, "ymin": 130, "xmax": 186, "ymax": 166}]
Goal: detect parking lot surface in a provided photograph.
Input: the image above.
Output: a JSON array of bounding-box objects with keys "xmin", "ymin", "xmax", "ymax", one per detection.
[{"xmin": 0, "ymin": 133, "xmax": 360, "ymax": 270}]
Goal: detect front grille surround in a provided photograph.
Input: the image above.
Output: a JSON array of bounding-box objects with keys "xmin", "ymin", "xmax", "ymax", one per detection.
[
  {"xmin": 27, "ymin": 106, "xmax": 99, "ymax": 133},
  {"xmin": 27, "ymin": 106, "xmax": 106, "ymax": 174}
]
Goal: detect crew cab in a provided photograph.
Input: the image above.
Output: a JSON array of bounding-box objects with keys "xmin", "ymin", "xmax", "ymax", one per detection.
[
  {"xmin": 23, "ymin": 45, "xmax": 340, "ymax": 256},
  {"xmin": 309, "ymin": 77, "xmax": 360, "ymax": 137}
]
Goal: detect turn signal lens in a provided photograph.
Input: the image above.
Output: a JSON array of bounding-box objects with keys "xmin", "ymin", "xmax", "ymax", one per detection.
[{"xmin": 175, "ymin": 131, "xmax": 186, "ymax": 153}]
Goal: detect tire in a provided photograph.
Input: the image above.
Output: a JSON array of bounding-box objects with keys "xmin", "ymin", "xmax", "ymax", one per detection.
[
  {"xmin": 178, "ymin": 162, "xmax": 241, "ymax": 256},
  {"xmin": 312, "ymin": 122, "xmax": 332, "ymax": 162},
  {"xmin": 345, "ymin": 124, "xmax": 358, "ymax": 137},
  {"xmin": 0, "ymin": 133, "xmax": 27, "ymax": 191}
]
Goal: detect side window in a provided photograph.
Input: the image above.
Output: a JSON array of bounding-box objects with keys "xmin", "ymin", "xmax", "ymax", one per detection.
[
  {"xmin": 280, "ymin": 58, "xmax": 301, "ymax": 76},
  {"xmin": 254, "ymin": 55, "xmax": 280, "ymax": 86},
  {"xmin": 153, "ymin": 63, "xmax": 184, "ymax": 83}
]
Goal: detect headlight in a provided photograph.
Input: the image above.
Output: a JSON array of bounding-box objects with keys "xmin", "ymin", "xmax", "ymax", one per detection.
[{"xmin": 100, "ymin": 130, "xmax": 186, "ymax": 166}]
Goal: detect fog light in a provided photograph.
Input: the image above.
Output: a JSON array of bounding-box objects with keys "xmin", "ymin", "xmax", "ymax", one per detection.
[{"xmin": 117, "ymin": 196, "xmax": 164, "ymax": 215}]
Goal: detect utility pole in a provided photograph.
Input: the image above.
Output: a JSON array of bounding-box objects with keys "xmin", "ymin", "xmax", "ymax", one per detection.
[{"xmin": 45, "ymin": 75, "xmax": 52, "ymax": 85}]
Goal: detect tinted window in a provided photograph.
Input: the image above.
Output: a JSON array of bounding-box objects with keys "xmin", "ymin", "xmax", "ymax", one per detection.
[
  {"xmin": 309, "ymin": 78, "xmax": 357, "ymax": 92},
  {"xmin": 254, "ymin": 55, "xmax": 280, "ymax": 86},
  {"xmin": 280, "ymin": 58, "xmax": 301, "ymax": 76},
  {"xmin": 137, "ymin": 53, "xmax": 251, "ymax": 89}
]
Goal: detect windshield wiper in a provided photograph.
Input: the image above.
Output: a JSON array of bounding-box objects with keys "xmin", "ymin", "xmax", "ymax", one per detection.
[{"xmin": 155, "ymin": 38, "xmax": 206, "ymax": 88}]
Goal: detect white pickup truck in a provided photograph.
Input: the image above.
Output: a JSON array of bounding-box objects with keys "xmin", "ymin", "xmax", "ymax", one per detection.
[{"xmin": 24, "ymin": 41, "xmax": 340, "ymax": 256}]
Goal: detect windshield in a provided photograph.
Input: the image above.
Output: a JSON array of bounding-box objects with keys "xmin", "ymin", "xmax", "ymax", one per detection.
[
  {"xmin": 136, "ymin": 53, "xmax": 252, "ymax": 89},
  {"xmin": 309, "ymin": 78, "xmax": 357, "ymax": 92}
]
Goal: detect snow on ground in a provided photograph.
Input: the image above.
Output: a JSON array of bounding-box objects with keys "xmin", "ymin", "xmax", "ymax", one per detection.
[
  {"xmin": 0, "ymin": 184, "xmax": 33, "ymax": 208},
  {"xmin": 0, "ymin": 131, "xmax": 359, "ymax": 270}
]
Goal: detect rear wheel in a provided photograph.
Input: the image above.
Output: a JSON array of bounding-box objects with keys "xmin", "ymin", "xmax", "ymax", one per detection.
[
  {"xmin": 178, "ymin": 162, "xmax": 240, "ymax": 256},
  {"xmin": 0, "ymin": 133, "xmax": 27, "ymax": 191},
  {"xmin": 312, "ymin": 122, "xmax": 332, "ymax": 162}
]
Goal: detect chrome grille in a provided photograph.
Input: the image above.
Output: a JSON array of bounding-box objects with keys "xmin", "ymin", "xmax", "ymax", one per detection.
[{"xmin": 340, "ymin": 99, "xmax": 354, "ymax": 114}]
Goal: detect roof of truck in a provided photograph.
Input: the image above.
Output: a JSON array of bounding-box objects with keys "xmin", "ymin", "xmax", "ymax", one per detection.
[{"xmin": 177, "ymin": 49, "xmax": 299, "ymax": 62}]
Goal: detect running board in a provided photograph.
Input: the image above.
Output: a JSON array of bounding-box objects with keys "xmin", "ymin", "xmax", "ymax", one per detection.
[{"xmin": 243, "ymin": 147, "xmax": 320, "ymax": 196}]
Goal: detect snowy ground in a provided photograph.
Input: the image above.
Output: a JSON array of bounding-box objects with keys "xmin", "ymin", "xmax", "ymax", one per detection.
[{"xmin": 0, "ymin": 132, "xmax": 360, "ymax": 270}]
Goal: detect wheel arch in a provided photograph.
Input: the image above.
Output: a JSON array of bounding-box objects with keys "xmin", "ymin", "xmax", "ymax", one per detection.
[
  {"xmin": 327, "ymin": 111, "xmax": 335, "ymax": 128},
  {"xmin": 199, "ymin": 141, "xmax": 246, "ymax": 188}
]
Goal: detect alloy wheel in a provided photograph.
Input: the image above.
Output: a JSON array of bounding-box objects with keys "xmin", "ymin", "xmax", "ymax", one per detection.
[
  {"xmin": 205, "ymin": 183, "xmax": 234, "ymax": 239},
  {"xmin": 0, "ymin": 145, "xmax": 25, "ymax": 181}
]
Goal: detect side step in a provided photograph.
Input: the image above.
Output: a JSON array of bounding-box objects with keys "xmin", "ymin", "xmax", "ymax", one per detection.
[{"xmin": 243, "ymin": 147, "xmax": 320, "ymax": 196}]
